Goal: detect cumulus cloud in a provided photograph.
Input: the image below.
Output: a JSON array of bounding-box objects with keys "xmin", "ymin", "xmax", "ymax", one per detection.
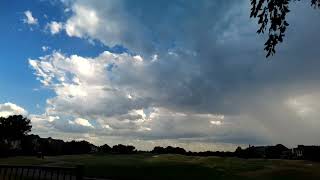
[
  {"xmin": 70, "ymin": 118, "xmax": 94, "ymax": 128},
  {"xmin": 47, "ymin": 21, "xmax": 63, "ymax": 34},
  {"xmin": 23, "ymin": 10, "xmax": 38, "ymax": 25},
  {"xmin": 62, "ymin": 0, "xmax": 241, "ymax": 55},
  {"xmin": 27, "ymin": 0, "xmax": 320, "ymax": 149},
  {"xmin": 0, "ymin": 103, "xmax": 28, "ymax": 118},
  {"xmin": 65, "ymin": 4, "xmax": 99, "ymax": 37}
]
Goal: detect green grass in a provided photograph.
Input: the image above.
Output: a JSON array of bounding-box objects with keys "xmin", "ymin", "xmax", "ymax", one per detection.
[{"xmin": 1, "ymin": 154, "xmax": 320, "ymax": 180}]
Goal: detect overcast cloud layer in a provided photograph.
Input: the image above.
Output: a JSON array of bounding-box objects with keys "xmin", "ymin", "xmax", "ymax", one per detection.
[{"xmin": 1, "ymin": 0, "xmax": 320, "ymax": 151}]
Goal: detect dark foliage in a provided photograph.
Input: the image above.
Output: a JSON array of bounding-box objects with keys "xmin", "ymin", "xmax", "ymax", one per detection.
[
  {"xmin": 296, "ymin": 145, "xmax": 320, "ymax": 161},
  {"xmin": 233, "ymin": 144, "xmax": 320, "ymax": 161},
  {"xmin": 265, "ymin": 144, "xmax": 289, "ymax": 159},
  {"xmin": 112, "ymin": 144, "xmax": 136, "ymax": 154},
  {"xmin": 21, "ymin": 135, "xmax": 96, "ymax": 156},
  {"xmin": 151, "ymin": 146, "xmax": 234, "ymax": 157},
  {"xmin": 152, "ymin": 146, "xmax": 186, "ymax": 155},
  {"xmin": 250, "ymin": 0, "xmax": 320, "ymax": 57},
  {"xmin": 0, "ymin": 115, "xmax": 32, "ymax": 157},
  {"xmin": 99, "ymin": 144, "xmax": 112, "ymax": 153},
  {"xmin": 0, "ymin": 115, "xmax": 32, "ymax": 141},
  {"xmin": 63, "ymin": 140, "xmax": 96, "ymax": 155},
  {"xmin": 235, "ymin": 144, "xmax": 289, "ymax": 159}
]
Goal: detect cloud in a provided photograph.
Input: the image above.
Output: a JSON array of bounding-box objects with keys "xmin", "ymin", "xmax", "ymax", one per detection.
[
  {"xmin": 29, "ymin": 51, "xmax": 151, "ymax": 121},
  {"xmin": 23, "ymin": 10, "xmax": 38, "ymax": 25},
  {"xmin": 47, "ymin": 21, "xmax": 63, "ymax": 34},
  {"xmin": 70, "ymin": 118, "xmax": 94, "ymax": 128},
  {"xmin": 0, "ymin": 103, "xmax": 28, "ymax": 118},
  {"xmin": 42, "ymin": 46, "xmax": 50, "ymax": 52},
  {"xmin": 65, "ymin": 4, "xmax": 99, "ymax": 37},
  {"xmin": 210, "ymin": 120, "xmax": 222, "ymax": 126},
  {"xmin": 27, "ymin": 0, "xmax": 320, "ymax": 149},
  {"xmin": 28, "ymin": 50, "xmax": 274, "ymax": 145}
]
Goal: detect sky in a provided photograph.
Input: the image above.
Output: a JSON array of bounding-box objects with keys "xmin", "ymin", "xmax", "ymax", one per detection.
[{"xmin": 1, "ymin": 0, "xmax": 320, "ymax": 151}]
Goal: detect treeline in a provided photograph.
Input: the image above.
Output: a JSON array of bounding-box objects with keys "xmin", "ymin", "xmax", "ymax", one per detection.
[
  {"xmin": 0, "ymin": 115, "xmax": 138, "ymax": 156},
  {"xmin": 1, "ymin": 115, "xmax": 320, "ymax": 161},
  {"xmin": 151, "ymin": 145, "xmax": 320, "ymax": 161},
  {"xmin": 2, "ymin": 134, "xmax": 97, "ymax": 156},
  {"xmin": 1, "ymin": 134, "xmax": 137, "ymax": 157},
  {"xmin": 151, "ymin": 146, "xmax": 234, "ymax": 157}
]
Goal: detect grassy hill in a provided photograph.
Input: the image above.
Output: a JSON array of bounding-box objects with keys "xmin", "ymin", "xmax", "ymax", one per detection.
[{"xmin": 1, "ymin": 154, "xmax": 320, "ymax": 180}]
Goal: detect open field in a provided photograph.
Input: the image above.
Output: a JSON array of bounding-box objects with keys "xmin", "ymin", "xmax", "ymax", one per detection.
[{"xmin": 1, "ymin": 154, "xmax": 320, "ymax": 180}]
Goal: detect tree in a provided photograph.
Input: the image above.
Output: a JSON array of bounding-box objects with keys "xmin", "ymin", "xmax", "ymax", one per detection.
[
  {"xmin": 99, "ymin": 144, "xmax": 112, "ymax": 153},
  {"xmin": 151, "ymin": 146, "xmax": 187, "ymax": 155},
  {"xmin": 265, "ymin": 144, "xmax": 288, "ymax": 159},
  {"xmin": 112, "ymin": 144, "xmax": 136, "ymax": 154},
  {"xmin": 234, "ymin": 146, "xmax": 243, "ymax": 157},
  {"xmin": 250, "ymin": 0, "xmax": 320, "ymax": 57},
  {"xmin": 63, "ymin": 140, "xmax": 96, "ymax": 154},
  {"xmin": 152, "ymin": 146, "xmax": 166, "ymax": 154},
  {"xmin": 0, "ymin": 115, "xmax": 32, "ymax": 142}
]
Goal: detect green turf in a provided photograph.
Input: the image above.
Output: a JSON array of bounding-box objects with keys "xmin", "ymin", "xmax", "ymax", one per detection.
[{"xmin": 1, "ymin": 154, "xmax": 320, "ymax": 180}]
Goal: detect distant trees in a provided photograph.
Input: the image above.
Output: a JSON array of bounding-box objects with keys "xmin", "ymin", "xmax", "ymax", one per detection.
[
  {"xmin": 234, "ymin": 144, "xmax": 293, "ymax": 159},
  {"xmin": 265, "ymin": 144, "xmax": 289, "ymax": 159},
  {"xmin": 98, "ymin": 144, "xmax": 137, "ymax": 154},
  {"xmin": 250, "ymin": 0, "xmax": 320, "ymax": 57},
  {"xmin": 150, "ymin": 144, "xmax": 320, "ymax": 161},
  {"xmin": 99, "ymin": 144, "xmax": 112, "ymax": 153},
  {"xmin": 61, "ymin": 140, "xmax": 96, "ymax": 155},
  {"xmin": 152, "ymin": 146, "xmax": 186, "ymax": 155},
  {"xmin": 234, "ymin": 146, "xmax": 243, "ymax": 157},
  {"xmin": 1, "ymin": 115, "xmax": 320, "ymax": 162},
  {"xmin": 0, "ymin": 115, "xmax": 138, "ymax": 156},
  {"xmin": 17, "ymin": 135, "xmax": 96, "ymax": 156},
  {"xmin": 151, "ymin": 146, "xmax": 236, "ymax": 157},
  {"xmin": 111, "ymin": 144, "xmax": 136, "ymax": 154},
  {"xmin": 0, "ymin": 115, "xmax": 99, "ymax": 156}
]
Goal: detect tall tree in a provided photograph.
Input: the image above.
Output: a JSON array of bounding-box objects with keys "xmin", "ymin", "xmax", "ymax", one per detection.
[
  {"xmin": 250, "ymin": 0, "xmax": 320, "ymax": 57},
  {"xmin": 0, "ymin": 115, "xmax": 32, "ymax": 142}
]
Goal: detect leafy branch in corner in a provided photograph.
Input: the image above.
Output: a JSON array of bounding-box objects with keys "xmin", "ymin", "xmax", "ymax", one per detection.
[{"xmin": 250, "ymin": 0, "xmax": 320, "ymax": 57}]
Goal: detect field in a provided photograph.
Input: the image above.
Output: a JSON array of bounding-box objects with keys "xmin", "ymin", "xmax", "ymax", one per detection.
[{"xmin": 1, "ymin": 154, "xmax": 320, "ymax": 180}]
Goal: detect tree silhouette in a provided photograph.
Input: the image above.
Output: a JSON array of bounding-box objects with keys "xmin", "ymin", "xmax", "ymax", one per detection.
[
  {"xmin": 151, "ymin": 146, "xmax": 187, "ymax": 155},
  {"xmin": 112, "ymin": 144, "xmax": 136, "ymax": 154},
  {"xmin": 63, "ymin": 140, "xmax": 95, "ymax": 154},
  {"xmin": 99, "ymin": 144, "xmax": 112, "ymax": 153},
  {"xmin": 0, "ymin": 115, "xmax": 32, "ymax": 142},
  {"xmin": 250, "ymin": 0, "xmax": 320, "ymax": 57}
]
